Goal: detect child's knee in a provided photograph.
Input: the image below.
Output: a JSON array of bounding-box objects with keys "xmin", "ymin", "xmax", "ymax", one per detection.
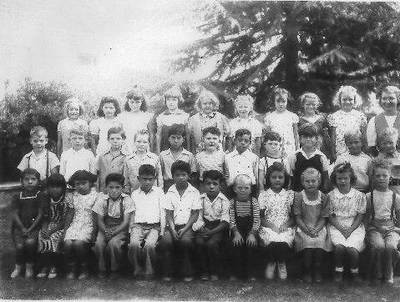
[{"xmin": 25, "ymin": 238, "xmax": 37, "ymax": 248}]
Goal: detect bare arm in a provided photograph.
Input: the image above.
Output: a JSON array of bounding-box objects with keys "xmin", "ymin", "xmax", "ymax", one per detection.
[
  {"xmin": 180, "ymin": 209, "xmax": 200, "ymax": 235},
  {"xmin": 57, "ymin": 133, "xmax": 63, "ymax": 158},
  {"xmin": 112, "ymin": 212, "xmax": 132, "ymax": 236}
]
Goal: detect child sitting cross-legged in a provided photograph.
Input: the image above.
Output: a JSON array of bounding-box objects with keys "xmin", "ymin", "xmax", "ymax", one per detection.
[
  {"xmin": 93, "ymin": 173, "xmax": 134, "ymax": 279},
  {"xmin": 193, "ymin": 170, "xmax": 229, "ymax": 281}
]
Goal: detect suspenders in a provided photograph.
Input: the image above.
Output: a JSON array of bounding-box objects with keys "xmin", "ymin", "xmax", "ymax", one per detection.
[
  {"xmin": 27, "ymin": 150, "xmax": 49, "ymax": 180},
  {"xmin": 370, "ymin": 191, "xmax": 396, "ymax": 221}
]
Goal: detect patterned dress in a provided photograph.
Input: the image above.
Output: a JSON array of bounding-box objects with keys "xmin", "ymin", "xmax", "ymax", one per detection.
[{"xmin": 258, "ymin": 189, "xmax": 295, "ymax": 247}]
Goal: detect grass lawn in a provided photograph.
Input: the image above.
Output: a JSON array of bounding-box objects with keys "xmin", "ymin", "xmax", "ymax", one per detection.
[{"xmin": 1, "ymin": 193, "xmax": 400, "ymax": 301}]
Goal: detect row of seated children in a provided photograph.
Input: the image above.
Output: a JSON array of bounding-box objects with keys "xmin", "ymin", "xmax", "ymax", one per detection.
[{"xmin": 10, "ymin": 156, "xmax": 400, "ymax": 285}]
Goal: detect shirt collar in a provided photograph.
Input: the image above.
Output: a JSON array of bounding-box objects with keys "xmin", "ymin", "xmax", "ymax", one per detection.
[
  {"xmin": 266, "ymin": 188, "xmax": 286, "ymax": 196},
  {"xmin": 104, "ymin": 192, "xmax": 128, "ymax": 202},
  {"xmin": 200, "ymin": 112, "xmax": 216, "ymax": 119},
  {"xmin": 165, "ymin": 148, "xmax": 190, "ymax": 156},
  {"xmin": 232, "ymin": 149, "xmax": 251, "ymax": 157},
  {"xmin": 168, "ymin": 183, "xmax": 196, "ymax": 195},
  {"xmin": 200, "ymin": 192, "xmax": 227, "ymax": 203},
  {"xmin": 334, "ymin": 188, "xmax": 356, "ymax": 199},
  {"xmin": 127, "ymin": 151, "xmax": 152, "ymax": 160},
  {"xmin": 298, "ymin": 148, "xmax": 323, "ymax": 159},
  {"xmin": 138, "ymin": 186, "xmax": 156, "ymax": 195},
  {"xmin": 104, "ymin": 148, "xmax": 128, "ymax": 156},
  {"xmin": 27, "ymin": 150, "xmax": 47, "ymax": 159}
]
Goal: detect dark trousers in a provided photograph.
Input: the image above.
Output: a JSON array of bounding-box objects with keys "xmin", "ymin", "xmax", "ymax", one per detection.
[
  {"xmin": 334, "ymin": 244, "xmax": 359, "ymax": 270},
  {"xmin": 37, "ymin": 252, "xmax": 61, "ymax": 269},
  {"xmin": 266, "ymin": 242, "xmax": 291, "ymax": 263},
  {"xmin": 63, "ymin": 240, "xmax": 91, "ymax": 271},
  {"xmin": 302, "ymin": 248, "xmax": 324, "ymax": 273}
]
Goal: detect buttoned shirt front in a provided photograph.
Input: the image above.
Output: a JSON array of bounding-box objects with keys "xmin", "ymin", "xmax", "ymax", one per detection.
[
  {"xmin": 160, "ymin": 148, "xmax": 196, "ymax": 180},
  {"xmin": 131, "ymin": 186, "xmax": 164, "ymax": 224},
  {"xmin": 60, "ymin": 148, "xmax": 96, "ymax": 181},
  {"xmin": 18, "ymin": 150, "xmax": 60, "ymax": 180},
  {"xmin": 225, "ymin": 149, "xmax": 259, "ymax": 185},
  {"xmin": 92, "ymin": 192, "xmax": 134, "ymax": 218},
  {"xmin": 97, "ymin": 149, "xmax": 129, "ymax": 192}
]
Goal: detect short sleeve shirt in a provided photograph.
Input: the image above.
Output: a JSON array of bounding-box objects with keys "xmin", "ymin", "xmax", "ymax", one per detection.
[
  {"xmin": 131, "ymin": 186, "xmax": 164, "ymax": 224},
  {"xmin": 225, "ymin": 149, "xmax": 259, "ymax": 185},
  {"xmin": 160, "ymin": 149, "xmax": 196, "ymax": 181},
  {"xmin": 366, "ymin": 190, "xmax": 400, "ymax": 221},
  {"xmin": 17, "ymin": 150, "xmax": 60, "ymax": 180},
  {"xmin": 60, "ymin": 148, "xmax": 96, "ymax": 181},
  {"xmin": 92, "ymin": 193, "xmax": 134, "ymax": 218}
]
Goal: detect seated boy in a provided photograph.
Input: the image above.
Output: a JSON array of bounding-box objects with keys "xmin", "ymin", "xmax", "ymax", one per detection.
[
  {"xmin": 93, "ymin": 173, "xmax": 134, "ymax": 278},
  {"xmin": 128, "ymin": 164, "xmax": 164, "ymax": 279},
  {"xmin": 158, "ymin": 160, "xmax": 202, "ymax": 282},
  {"xmin": 193, "ymin": 170, "xmax": 229, "ymax": 281}
]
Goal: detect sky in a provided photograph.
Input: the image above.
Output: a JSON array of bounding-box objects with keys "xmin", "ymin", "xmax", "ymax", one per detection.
[{"xmin": 0, "ymin": 0, "xmax": 213, "ymax": 100}]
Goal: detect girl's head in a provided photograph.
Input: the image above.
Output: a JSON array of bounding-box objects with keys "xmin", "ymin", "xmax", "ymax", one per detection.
[
  {"xmin": 21, "ymin": 168, "xmax": 40, "ymax": 192},
  {"xmin": 196, "ymin": 89, "xmax": 220, "ymax": 114},
  {"xmin": 234, "ymin": 95, "xmax": 254, "ymax": 118},
  {"xmin": 125, "ymin": 87, "xmax": 147, "ymax": 112},
  {"xmin": 97, "ymin": 97, "xmax": 121, "ymax": 118},
  {"xmin": 378, "ymin": 85, "xmax": 400, "ymax": 113},
  {"xmin": 46, "ymin": 173, "xmax": 67, "ymax": 199},
  {"xmin": 344, "ymin": 131, "xmax": 362, "ymax": 155},
  {"xmin": 271, "ymin": 87, "xmax": 293, "ymax": 112},
  {"xmin": 233, "ymin": 174, "xmax": 252, "ymax": 200},
  {"xmin": 299, "ymin": 92, "xmax": 321, "ymax": 115},
  {"xmin": 330, "ymin": 162, "xmax": 356, "ymax": 192},
  {"xmin": 377, "ymin": 128, "xmax": 398, "ymax": 154},
  {"xmin": 332, "ymin": 85, "xmax": 362, "ymax": 112},
  {"xmin": 68, "ymin": 170, "xmax": 97, "ymax": 194},
  {"xmin": 263, "ymin": 131, "xmax": 282, "ymax": 157},
  {"xmin": 65, "ymin": 97, "xmax": 84, "ymax": 120},
  {"xmin": 164, "ymin": 86, "xmax": 184, "ymax": 112},
  {"xmin": 265, "ymin": 162, "xmax": 290, "ymax": 191},
  {"xmin": 134, "ymin": 129, "xmax": 150, "ymax": 153},
  {"xmin": 301, "ymin": 168, "xmax": 321, "ymax": 192},
  {"xmin": 371, "ymin": 158, "xmax": 391, "ymax": 190}
]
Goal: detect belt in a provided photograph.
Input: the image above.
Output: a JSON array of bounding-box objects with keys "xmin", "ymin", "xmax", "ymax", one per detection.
[{"xmin": 136, "ymin": 222, "xmax": 160, "ymax": 227}]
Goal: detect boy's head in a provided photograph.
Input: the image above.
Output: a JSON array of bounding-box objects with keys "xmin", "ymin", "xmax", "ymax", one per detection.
[
  {"xmin": 202, "ymin": 170, "xmax": 224, "ymax": 198},
  {"xmin": 370, "ymin": 158, "xmax": 391, "ymax": 189},
  {"xmin": 300, "ymin": 168, "xmax": 321, "ymax": 192},
  {"xmin": 138, "ymin": 164, "xmax": 156, "ymax": 192},
  {"xmin": 69, "ymin": 128, "xmax": 87, "ymax": 150},
  {"xmin": 30, "ymin": 126, "xmax": 48, "ymax": 153},
  {"xmin": 105, "ymin": 173, "xmax": 124, "ymax": 200},
  {"xmin": 234, "ymin": 128, "xmax": 252, "ymax": 154},
  {"xmin": 47, "ymin": 173, "xmax": 67, "ymax": 198},
  {"xmin": 167, "ymin": 124, "xmax": 185, "ymax": 150},
  {"xmin": 344, "ymin": 131, "xmax": 362, "ymax": 155},
  {"xmin": 107, "ymin": 127, "xmax": 126, "ymax": 150},
  {"xmin": 298, "ymin": 123, "xmax": 318, "ymax": 149},
  {"xmin": 378, "ymin": 85, "xmax": 400, "ymax": 112},
  {"xmin": 171, "ymin": 160, "xmax": 191, "ymax": 187},
  {"xmin": 263, "ymin": 131, "xmax": 282, "ymax": 156},
  {"xmin": 134, "ymin": 129, "xmax": 150, "ymax": 153},
  {"xmin": 377, "ymin": 128, "xmax": 398, "ymax": 154},
  {"xmin": 233, "ymin": 174, "xmax": 252, "ymax": 200},
  {"xmin": 202, "ymin": 126, "xmax": 221, "ymax": 151}
]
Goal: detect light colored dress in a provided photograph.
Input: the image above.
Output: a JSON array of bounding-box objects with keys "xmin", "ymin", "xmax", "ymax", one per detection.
[
  {"xmin": 327, "ymin": 109, "xmax": 367, "ymax": 156},
  {"xmin": 89, "ymin": 117, "xmax": 123, "ymax": 155},
  {"xmin": 328, "ymin": 188, "xmax": 366, "ymax": 251},
  {"xmin": 264, "ymin": 110, "xmax": 299, "ymax": 156},
  {"xmin": 118, "ymin": 111, "xmax": 153, "ymax": 152},
  {"xmin": 258, "ymin": 188, "xmax": 295, "ymax": 247},
  {"xmin": 64, "ymin": 189, "xmax": 98, "ymax": 243},
  {"xmin": 293, "ymin": 191, "xmax": 332, "ymax": 252},
  {"xmin": 57, "ymin": 118, "xmax": 89, "ymax": 152}
]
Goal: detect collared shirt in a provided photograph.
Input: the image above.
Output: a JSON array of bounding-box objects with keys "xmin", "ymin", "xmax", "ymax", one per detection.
[
  {"xmin": 96, "ymin": 149, "xmax": 129, "ymax": 193},
  {"xmin": 57, "ymin": 118, "xmax": 89, "ymax": 152},
  {"xmin": 196, "ymin": 150, "xmax": 225, "ymax": 181},
  {"xmin": 160, "ymin": 148, "xmax": 196, "ymax": 180},
  {"xmin": 123, "ymin": 152, "xmax": 163, "ymax": 193},
  {"xmin": 224, "ymin": 149, "xmax": 259, "ymax": 185},
  {"xmin": 192, "ymin": 192, "xmax": 230, "ymax": 231},
  {"xmin": 163, "ymin": 183, "xmax": 202, "ymax": 225},
  {"xmin": 367, "ymin": 190, "xmax": 400, "ymax": 221},
  {"xmin": 60, "ymin": 148, "xmax": 96, "ymax": 181},
  {"xmin": 17, "ymin": 150, "xmax": 60, "ymax": 180},
  {"xmin": 287, "ymin": 148, "xmax": 329, "ymax": 176},
  {"xmin": 131, "ymin": 186, "xmax": 164, "ymax": 224},
  {"xmin": 92, "ymin": 192, "xmax": 134, "ymax": 218}
]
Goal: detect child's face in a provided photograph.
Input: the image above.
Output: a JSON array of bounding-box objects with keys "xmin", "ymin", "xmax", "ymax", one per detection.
[
  {"xmin": 201, "ymin": 99, "xmax": 215, "ymax": 114},
  {"xmin": 22, "ymin": 174, "xmax": 39, "ymax": 191},
  {"xmin": 264, "ymin": 140, "xmax": 281, "ymax": 156},
  {"xmin": 269, "ymin": 170, "xmax": 285, "ymax": 191},
  {"xmin": 172, "ymin": 170, "xmax": 189, "ymax": 187},
  {"xmin": 135, "ymin": 134, "xmax": 149, "ymax": 153},
  {"xmin": 165, "ymin": 97, "xmax": 179, "ymax": 111},
  {"xmin": 48, "ymin": 185, "xmax": 64, "ymax": 199},
  {"xmin": 303, "ymin": 98, "xmax": 318, "ymax": 115},
  {"xmin": 346, "ymin": 137, "xmax": 362, "ymax": 155},
  {"xmin": 275, "ymin": 95, "xmax": 288, "ymax": 112},
  {"xmin": 233, "ymin": 179, "xmax": 252, "ymax": 199},
  {"xmin": 340, "ymin": 92, "xmax": 355, "ymax": 112},
  {"xmin": 74, "ymin": 180, "xmax": 91, "ymax": 195},
  {"xmin": 300, "ymin": 135, "xmax": 317, "ymax": 149},
  {"xmin": 236, "ymin": 101, "xmax": 251, "ymax": 118},
  {"xmin": 70, "ymin": 134, "xmax": 85, "ymax": 150},
  {"xmin": 106, "ymin": 181, "xmax": 123, "ymax": 200},
  {"xmin": 103, "ymin": 102, "xmax": 116, "ymax": 118},
  {"xmin": 373, "ymin": 167, "xmax": 390, "ymax": 189},
  {"xmin": 30, "ymin": 134, "xmax": 47, "ymax": 152},
  {"xmin": 203, "ymin": 132, "xmax": 219, "ymax": 151},
  {"xmin": 138, "ymin": 174, "xmax": 156, "ymax": 192},
  {"xmin": 381, "ymin": 91, "xmax": 398, "ymax": 112},
  {"xmin": 128, "ymin": 98, "xmax": 142, "ymax": 112},
  {"xmin": 108, "ymin": 133, "xmax": 124, "ymax": 150},
  {"xmin": 168, "ymin": 134, "xmax": 184, "ymax": 150},
  {"xmin": 379, "ymin": 138, "xmax": 396, "ymax": 154},
  {"xmin": 67, "ymin": 103, "xmax": 80, "ymax": 120},
  {"xmin": 234, "ymin": 134, "xmax": 251, "ymax": 153},
  {"xmin": 203, "ymin": 178, "xmax": 221, "ymax": 198},
  {"xmin": 335, "ymin": 171, "xmax": 351, "ymax": 192},
  {"xmin": 302, "ymin": 174, "xmax": 320, "ymax": 192}
]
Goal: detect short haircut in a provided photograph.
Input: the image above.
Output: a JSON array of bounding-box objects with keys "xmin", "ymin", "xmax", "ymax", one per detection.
[
  {"xmin": 171, "ymin": 160, "xmax": 191, "ymax": 176},
  {"xmin": 330, "ymin": 162, "xmax": 357, "ymax": 187},
  {"xmin": 68, "ymin": 170, "xmax": 97, "ymax": 187},
  {"xmin": 234, "ymin": 128, "xmax": 252, "ymax": 140},
  {"xmin": 125, "ymin": 87, "xmax": 147, "ymax": 112},
  {"xmin": 265, "ymin": 162, "xmax": 290, "ymax": 189},
  {"xmin": 168, "ymin": 124, "xmax": 186, "ymax": 138},
  {"xmin": 344, "ymin": 131, "xmax": 362, "ymax": 145},
  {"xmin": 134, "ymin": 129, "xmax": 150, "ymax": 142},
  {"xmin": 377, "ymin": 128, "xmax": 398, "ymax": 147},
  {"xmin": 139, "ymin": 164, "xmax": 156, "ymax": 176},
  {"xmin": 202, "ymin": 170, "xmax": 224, "ymax": 184},
  {"xmin": 299, "ymin": 92, "xmax": 322, "ymax": 110},
  {"xmin": 300, "ymin": 167, "xmax": 321, "ymax": 184},
  {"xmin": 97, "ymin": 97, "xmax": 121, "ymax": 117},
  {"xmin": 164, "ymin": 86, "xmax": 184, "ymax": 105},
  {"xmin": 202, "ymin": 126, "xmax": 221, "ymax": 137},
  {"xmin": 298, "ymin": 123, "xmax": 318, "ymax": 137},
  {"xmin": 69, "ymin": 127, "xmax": 87, "ymax": 138},
  {"xmin": 105, "ymin": 173, "xmax": 125, "ymax": 186},
  {"xmin": 370, "ymin": 158, "xmax": 391, "ymax": 175},
  {"xmin": 65, "ymin": 97, "xmax": 84, "ymax": 117},
  {"xmin": 233, "ymin": 174, "xmax": 252, "ymax": 187},
  {"xmin": 196, "ymin": 89, "xmax": 220, "ymax": 111},
  {"xmin": 30, "ymin": 126, "xmax": 48, "ymax": 138},
  {"xmin": 46, "ymin": 173, "xmax": 67, "ymax": 189},
  {"xmin": 377, "ymin": 85, "xmax": 400, "ymax": 103},
  {"xmin": 107, "ymin": 127, "xmax": 126, "ymax": 139},
  {"xmin": 263, "ymin": 131, "xmax": 282, "ymax": 143},
  {"xmin": 21, "ymin": 168, "xmax": 40, "ymax": 181}
]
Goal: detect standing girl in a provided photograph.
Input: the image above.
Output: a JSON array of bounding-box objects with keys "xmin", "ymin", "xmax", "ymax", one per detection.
[
  {"xmin": 327, "ymin": 86, "xmax": 367, "ymax": 161},
  {"xmin": 328, "ymin": 162, "xmax": 366, "ymax": 282},
  {"xmin": 10, "ymin": 168, "xmax": 45, "ymax": 279},
  {"xmin": 57, "ymin": 98, "xmax": 89, "ymax": 157},
  {"xmin": 264, "ymin": 88, "xmax": 299, "ymax": 157},
  {"xmin": 259, "ymin": 162, "xmax": 294, "ymax": 280},
  {"xmin": 36, "ymin": 174, "xmax": 68, "ymax": 279},
  {"xmin": 156, "ymin": 86, "xmax": 189, "ymax": 154},
  {"xmin": 118, "ymin": 87, "xmax": 154, "ymax": 153},
  {"xmin": 63, "ymin": 170, "xmax": 98, "ymax": 280},
  {"xmin": 89, "ymin": 97, "xmax": 123, "ymax": 156}
]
